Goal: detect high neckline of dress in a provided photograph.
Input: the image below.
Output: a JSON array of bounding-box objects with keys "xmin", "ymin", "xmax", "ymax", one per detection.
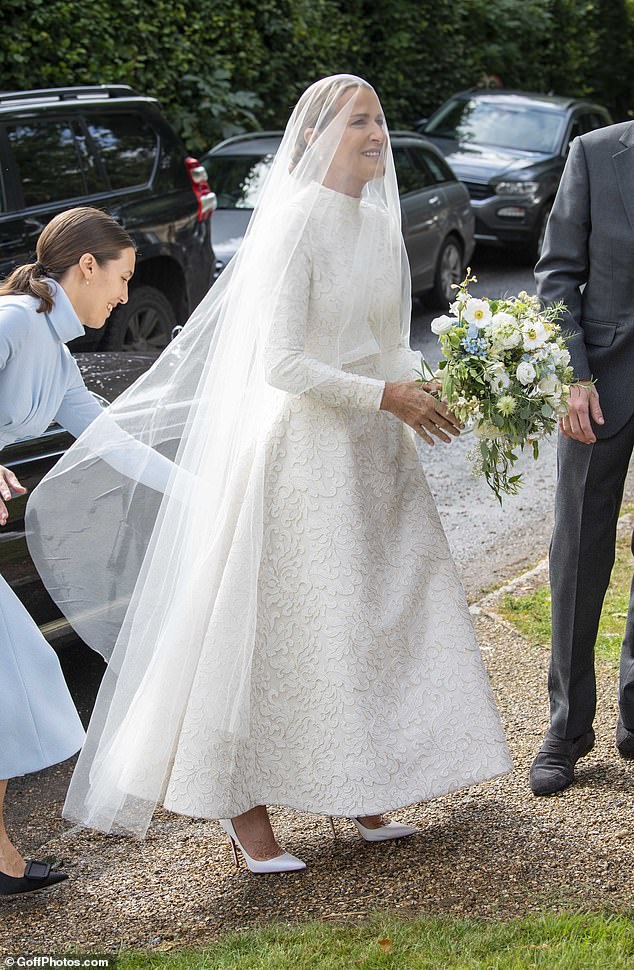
[
  {"xmin": 316, "ymin": 182, "xmax": 362, "ymax": 209},
  {"xmin": 44, "ymin": 280, "xmax": 85, "ymax": 344}
]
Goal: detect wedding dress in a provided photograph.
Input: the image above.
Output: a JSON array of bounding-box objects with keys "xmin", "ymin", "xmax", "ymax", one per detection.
[
  {"xmin": 161, "ymin": 182, "xmax": 511, "ymax": 818},
  {"xmin": 27, "ymin": 75, "xmax": 511, "ymax": 835}
]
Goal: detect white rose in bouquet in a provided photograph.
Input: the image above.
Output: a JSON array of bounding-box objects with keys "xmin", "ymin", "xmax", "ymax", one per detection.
[
  {"xmin": 491, "ymin": 311, "xmax": 515, "ymax": 330},
  {"xmin": 551, "ymin": 345, "xmax": 571, "ymax": 367},
  {"xmin": 537, "ymin": 374, "xmax": 562, "ymax": 403},
  {"xmin": 430, "ymin": 314, "xmax": 458, "ymax": 335},
  {"xmin": 488, "ymin": 362, "xmax": 511, "ymax": 393},
  {"xmin": 516, "ymin": 360, "xmax": 537, "ymax": 386}
]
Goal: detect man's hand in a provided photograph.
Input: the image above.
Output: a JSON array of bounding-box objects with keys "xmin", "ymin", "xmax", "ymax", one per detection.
[
  {"xmin": 0, "ymin": 465, "xmax": 27, "ymax": 526},
  {"xmin": 560, "ymin": 382, "xmax": 604, "ymax": 444},
  {"xmin": 381, "ymin": 381, "xmax": 461, "ymax": 445}
]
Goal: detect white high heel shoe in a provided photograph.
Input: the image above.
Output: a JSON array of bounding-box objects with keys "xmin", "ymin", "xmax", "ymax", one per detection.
[
  {"xmin": 219, "ymin": 819, "xmax": 306, "ymax": 874},
  {"xmin": 330, "ymin": 816, "xmax": 419, "ymax": 843}
]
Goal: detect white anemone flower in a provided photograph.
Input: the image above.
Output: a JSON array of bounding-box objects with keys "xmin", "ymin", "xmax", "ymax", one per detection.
[
  {"xmin": 516, "ymin": 360, "xmax": 537, "ymax": 386},
  {"xmin": 522, "ymin": 320, "xmax": 548, "ymax": 350},
  {"xmin": 463, "ymin": 298, "xmax": 493, "ymax": 329}
]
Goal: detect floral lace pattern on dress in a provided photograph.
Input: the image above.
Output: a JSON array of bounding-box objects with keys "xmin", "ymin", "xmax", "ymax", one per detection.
[{"xmin": 163, "ymin": 188, "xmax": 511, "ymax": 819}]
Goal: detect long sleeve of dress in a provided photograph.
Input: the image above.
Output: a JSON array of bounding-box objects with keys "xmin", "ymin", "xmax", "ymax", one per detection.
[
  {"xmin": 55, "ymin": 363, "xmax": 175, "ymax": 494},
  {"xmin": 0, "ymin": 305, "xmax": 28, "ymax": 370},
  {"xmin": 263, "ymin": 228, "xmax": 386, "ymax": 411}
]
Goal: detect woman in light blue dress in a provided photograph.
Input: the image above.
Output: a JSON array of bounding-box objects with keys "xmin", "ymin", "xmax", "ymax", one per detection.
[{"xmin": 0, "ymin": 207, "xmax": 137, "ymax": 895}]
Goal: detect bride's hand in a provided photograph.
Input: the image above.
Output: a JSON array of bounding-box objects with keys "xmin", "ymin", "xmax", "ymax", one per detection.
[{"xmin": 380, "ymin": 381, "xmax": 461, "ymax": 445}]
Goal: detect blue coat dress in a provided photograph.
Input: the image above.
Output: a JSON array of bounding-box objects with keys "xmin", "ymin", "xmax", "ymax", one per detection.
[{"xmin": 0, "ymin": 282, "xmax": 104, "ymax": 780}]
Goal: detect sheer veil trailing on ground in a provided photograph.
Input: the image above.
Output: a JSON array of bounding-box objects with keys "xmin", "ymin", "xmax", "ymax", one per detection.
[{"xmin": 26, "ymin": 75, "xmax": 411, "ymax": 836}]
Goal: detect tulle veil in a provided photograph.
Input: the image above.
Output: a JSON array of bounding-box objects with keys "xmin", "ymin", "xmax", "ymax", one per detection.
[{"xmin": 26, "ymin": 74, "xmax": 411, "ymax": 836}]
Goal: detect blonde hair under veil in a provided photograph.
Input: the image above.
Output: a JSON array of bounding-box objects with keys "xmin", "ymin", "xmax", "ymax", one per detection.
[{"xmin": 26, "ymin": 74, "xmax": 412, "ymax": 837}]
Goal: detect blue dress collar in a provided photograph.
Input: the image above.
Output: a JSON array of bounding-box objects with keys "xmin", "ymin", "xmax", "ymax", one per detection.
[{"xmin": 45, "ymin": 280, "xmax": 85, "ymax": 344}]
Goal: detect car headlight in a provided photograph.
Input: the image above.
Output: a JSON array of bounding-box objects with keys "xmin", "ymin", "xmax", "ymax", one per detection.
[{"xmin": 495, "ymin": 180, "xmax": 540, "ymax": 197}]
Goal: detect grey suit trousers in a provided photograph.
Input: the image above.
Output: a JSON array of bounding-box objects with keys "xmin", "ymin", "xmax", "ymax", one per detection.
[{"xmin": 549, "ymin": 417, "xmax": 634, "ymax": 738}]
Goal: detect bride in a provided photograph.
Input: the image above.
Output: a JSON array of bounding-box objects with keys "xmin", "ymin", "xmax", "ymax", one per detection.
[{"xmin": 28, "ymin": 75, "xmax": 511, "ymax": 874}]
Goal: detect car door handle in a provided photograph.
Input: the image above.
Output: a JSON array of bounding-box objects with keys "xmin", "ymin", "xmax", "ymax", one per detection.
[{"xmin": 428, "ymin": 195, "xmax": 441, "ymax": 205}]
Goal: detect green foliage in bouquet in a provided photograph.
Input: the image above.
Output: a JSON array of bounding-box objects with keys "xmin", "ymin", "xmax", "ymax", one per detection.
[{"xmin": 422, "ymin": 271, "xmax": 574, "ymax": 503}]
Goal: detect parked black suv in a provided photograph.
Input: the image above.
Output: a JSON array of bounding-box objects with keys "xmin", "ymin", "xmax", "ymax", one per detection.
[
  {"xmin": 418, "ymin": 89, "xmax": 612, "ymax": 258},
  {"xmin": 0, "ymin": 85, "xmax": 216, "ymax": 351}
]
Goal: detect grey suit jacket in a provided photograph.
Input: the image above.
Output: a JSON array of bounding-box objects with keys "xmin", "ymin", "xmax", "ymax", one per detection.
[{"xmin": 535, "ymin": 120, "xmax": 634, "ymax": 439}]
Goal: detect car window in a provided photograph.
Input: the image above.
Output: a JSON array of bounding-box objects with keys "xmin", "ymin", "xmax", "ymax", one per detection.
[
  {"xmin": 413, "ymin": 147, "xmax": 453, "ymax": 184},
  {"xmin": 6, "ymin": 120, "xmax": 86, "ymax": 208},
  {"xmin": 0, "ymin": 157, "xmax": 7, "ymax": 214},
  {"xmin": 565, "ymin": 119, "xmax": 584, "ymax": 153},
  {"xmin": 203, "ymin": 153, "xmax": 274, "ymax": 208},
  {"xmin": 71, "ymin": 122, "xmax": 108, "ymax": 195},
  {"xmin": 393, "ymin": 146, "xmax": 432, "ymax": 195},
  {"xmin": 87, "ymin": 113, "xmax": 157, "ymax": 190},
  {"xmin": 580, "ymin": 112, "xmax": 607, "ymax": 134},
  {"xmin": 425, "ymin": 98, "xmax": 567, "ymax": 154}
]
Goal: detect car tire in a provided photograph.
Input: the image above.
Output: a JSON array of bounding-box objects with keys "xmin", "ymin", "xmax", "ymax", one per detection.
[
  {"xmin": 101, "ymin": 286, "xmax": 176, "ymax": 352},
  {"xmin": 429, "ymin": 236, "xmax": 463, "ymax": 309}
]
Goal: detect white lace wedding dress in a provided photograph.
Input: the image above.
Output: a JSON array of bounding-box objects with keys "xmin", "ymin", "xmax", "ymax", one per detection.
[{"xmin": 162, "ymin": 185, "xmax": 512, "ymax": 819}]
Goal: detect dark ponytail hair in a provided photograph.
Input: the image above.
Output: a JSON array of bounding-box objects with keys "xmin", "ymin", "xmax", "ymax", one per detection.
[{"xmin": 0, "ymin": 207, "xmax": 135, "ymax": 313}]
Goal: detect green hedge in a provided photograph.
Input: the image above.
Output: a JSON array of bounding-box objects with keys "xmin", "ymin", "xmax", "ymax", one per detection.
[{"xmin": 1, "ymin": 0, "xmax": 632, "ymax": 153}]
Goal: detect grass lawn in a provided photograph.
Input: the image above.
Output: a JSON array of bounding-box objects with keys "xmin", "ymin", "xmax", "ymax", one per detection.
[
  {"xmin": 117, "ymin": 912, "xmax": 634, "ymax": 969},
  {"xmin": 499, "ymin": 510, "xmax": 633, "ymax": 665}
]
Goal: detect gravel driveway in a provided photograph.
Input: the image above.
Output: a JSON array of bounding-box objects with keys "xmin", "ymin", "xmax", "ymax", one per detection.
[{"xmin": 1, "ymin": 553, "xmax": 633, "ymax": 953}]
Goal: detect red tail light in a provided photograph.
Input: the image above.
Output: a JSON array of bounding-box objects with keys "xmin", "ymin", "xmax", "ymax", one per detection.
[{"xmin": 185, "ymin": 156, "xmax": 217, "ymax": 221}]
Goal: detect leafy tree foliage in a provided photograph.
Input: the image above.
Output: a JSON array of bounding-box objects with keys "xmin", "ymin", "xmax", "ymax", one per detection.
[{"xmin": 1, "ymin": 0, "xmax": 632, "ymax": 153}]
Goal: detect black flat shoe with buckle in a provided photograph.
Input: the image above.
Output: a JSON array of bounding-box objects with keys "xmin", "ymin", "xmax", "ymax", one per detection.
[{"xmin": 0, "ymin": 860, "xmax": 68, "ymax": 896}]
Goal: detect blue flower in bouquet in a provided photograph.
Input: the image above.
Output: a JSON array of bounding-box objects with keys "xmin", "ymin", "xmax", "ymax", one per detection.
[{"xmin": 462, "ymin": 324, "xmax": 489, "ymax": 357}]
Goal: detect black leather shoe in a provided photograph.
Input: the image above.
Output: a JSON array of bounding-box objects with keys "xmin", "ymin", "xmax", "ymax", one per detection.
[
  {"xmin": 616, "ymin": 718, "xmax": 634, "ymax": 759},
  {"xmin": 0, "ymin": 860, "xmax": 68, "ymax": 896},
  {"xmin": 529, "ymin": 728, "xmax": 595, "ymax": 795}
]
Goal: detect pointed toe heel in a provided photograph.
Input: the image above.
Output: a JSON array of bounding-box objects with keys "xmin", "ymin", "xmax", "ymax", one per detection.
[
  {"xmin": 349, "ymin": 817, "xmax": 420, "ymax": 843},
  {"xmin": 219, "ymin": 819, "xmax": 306, "ymax": 874}
]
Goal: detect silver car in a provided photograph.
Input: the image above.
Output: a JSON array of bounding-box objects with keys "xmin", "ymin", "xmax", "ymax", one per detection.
[{"xmin": 202, "ymin": 130, "xmax": 474, "ymax": 306}]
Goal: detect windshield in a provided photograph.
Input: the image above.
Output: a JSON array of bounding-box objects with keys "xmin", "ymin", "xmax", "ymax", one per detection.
[
  {"xmin": 203, "ymin": 152, "xmax": 275, "ymax": 208},
  {"xmin": 425, "ymin": 99, "xmax": 566, "ymax": 154}
]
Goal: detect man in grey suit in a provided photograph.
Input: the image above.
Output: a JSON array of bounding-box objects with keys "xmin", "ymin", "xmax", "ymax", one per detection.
[{"xmin": 531, "ymin": 119, "xmax": 634, "ymax": 795}]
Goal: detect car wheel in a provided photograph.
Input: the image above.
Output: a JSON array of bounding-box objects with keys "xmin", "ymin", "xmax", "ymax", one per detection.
[
  {"xmin": 102, "ymin": 286, "xmax": 176, "ymax": 352},
  {"xmin": 429, "ymin": 236, "xmax": 463, "ymax": 309}
]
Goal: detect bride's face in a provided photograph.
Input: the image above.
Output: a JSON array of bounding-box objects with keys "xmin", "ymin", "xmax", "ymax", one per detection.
[{"xmin": 316, "ymin": 87, "xmax": 387, "ymax": 196}]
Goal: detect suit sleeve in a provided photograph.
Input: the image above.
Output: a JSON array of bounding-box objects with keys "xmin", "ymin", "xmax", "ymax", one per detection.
[{"xmin": 534, "ymin": 136, "xmax": 591, "ymax": 380}]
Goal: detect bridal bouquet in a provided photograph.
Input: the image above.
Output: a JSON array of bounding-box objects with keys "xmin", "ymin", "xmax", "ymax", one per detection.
[{"xmin": 423, "ymin": 270, "xmax": 574, "ymax": 502}]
